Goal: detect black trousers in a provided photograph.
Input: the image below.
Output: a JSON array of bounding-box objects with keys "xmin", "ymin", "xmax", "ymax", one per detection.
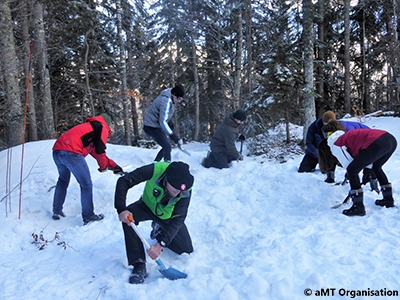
[
  {"xmin": 347, "ymin": 133, "xmax": 397, "ymax": 190},
  {"xmin": 143, "ymin": 126, "xmax": 172, "ymax": 162},
  {"xmin": 122, "ymin": 200, "xmax": 193, "ymax": 266},
  {"xmin": 298, "ymin": 153, "xmax": 318, "ymax": 172},
  {"xmin": 203, "ymin": 151, "xmax": 236, "ymax": 169}
]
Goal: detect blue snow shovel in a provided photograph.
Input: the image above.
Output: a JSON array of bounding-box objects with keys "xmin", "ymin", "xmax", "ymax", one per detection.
[{"xmin": 128, "ymin": 216, "xmax": 188, "ymax": 280}]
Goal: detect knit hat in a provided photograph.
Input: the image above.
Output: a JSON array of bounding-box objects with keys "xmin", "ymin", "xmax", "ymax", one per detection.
[
  {"xmin": 171, "ymin": 84, "xmax": 185, "ymax": 98},
  {"xmin": 165, "ymin": 161, "xmax": 194, "ymax": 191},
  {"xmin": 100, "ymin": 113, "xmax": 112, "ymax": 126},
  {"xmin": 233, "ymin": 109, "xmax": 247, "ymax": 121},
  {"xmin": 322, "ymin": 111, "xmax": 336, "ymax": 124}
]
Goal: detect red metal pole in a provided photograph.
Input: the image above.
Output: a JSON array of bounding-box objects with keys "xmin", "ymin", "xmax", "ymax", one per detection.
[{"xmin": 18, "ymin": 38, "xmax": 34, "ymax": 219}]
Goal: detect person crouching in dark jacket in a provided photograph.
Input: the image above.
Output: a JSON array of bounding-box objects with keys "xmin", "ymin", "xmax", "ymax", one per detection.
[{"xmin": 201, "ymin": 109, "xmax": 246, "ymax": 169}]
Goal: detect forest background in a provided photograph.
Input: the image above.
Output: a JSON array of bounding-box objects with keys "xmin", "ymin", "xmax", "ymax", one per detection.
[{"xmin": 1, "ymin": 0, "xmax": 400, "ymax": 153}]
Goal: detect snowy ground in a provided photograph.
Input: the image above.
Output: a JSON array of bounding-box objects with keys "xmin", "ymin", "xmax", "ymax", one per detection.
[{"xmin": 1, "ymin": 116, "xmax": 400, "ymax": 300}]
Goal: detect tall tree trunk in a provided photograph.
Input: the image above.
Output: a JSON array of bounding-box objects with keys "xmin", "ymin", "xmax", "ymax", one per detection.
[
  {"xmin": 190, "ymin": 0, "xmax": 200, "ymax": 141},
  {"xmin": 126, "ymin": 33, "xmax": 139, "ymax": 137},
  {"xmin": 360, "ymin": 8, "xmax": 370, "ymax": 113},
  {"xmin": 302, "ymin": 0, "xmax": 315, "ymax": 146},
  {"xmin": 244, "ymin": 0, "xmax": 253, "ymax": 104},
  {"xmin": 206, "ymin": 25, "xmax": 223, "ymax": 135},
  {"xmin": 33, "ymin": 2, "xmax": 55, "ymax": 139},
  {"xmin": 393, "ymin": 0, "xmax": 400, "ymax": 105},
  {"xmin": 116, "ymin": 0, "xmax": 131, "ymax": 145},
  {"xmin": 233, "ymin": 7, "xmax": 243, "ymax": 109},
  {"xmin": 344, "ymin": 0, "xmax": 351, "ymax": 113},
  {"xmin": 316, "ymin": 0, "xmax": 325, "ymax": 116},
  {"xmin": 0, "ymin": 1, "xmax": 24, "ymax": 147},
  {"xmin": 84, "ymin": 29, "xmax": 95, "ymax": 115},
  {"xmin": 123, "ymin": 0, "xmax": 139, "ymax": 137},
  {"xmin": 21, "ymin": 0, "xmax": 38, "ymax": 141}
]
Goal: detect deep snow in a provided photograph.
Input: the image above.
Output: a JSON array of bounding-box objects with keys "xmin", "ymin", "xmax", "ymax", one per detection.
[{"xmin": 1, "ymin": 116, "xmax": 400, "ymax": 300}]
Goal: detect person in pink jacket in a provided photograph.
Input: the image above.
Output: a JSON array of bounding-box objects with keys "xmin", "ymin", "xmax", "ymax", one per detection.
[
  {"xmin": 52, "ymin": 114, "xmax": 122, "ymax": 225},
  {"xmin": 318, "ymin": 128, "xmax": 397, "ymax": 216}
]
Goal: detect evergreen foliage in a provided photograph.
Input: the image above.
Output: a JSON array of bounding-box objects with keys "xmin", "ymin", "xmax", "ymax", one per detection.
[{"xmin": 0, "ymin": 0, "xmax": 399, "ymax": 152}]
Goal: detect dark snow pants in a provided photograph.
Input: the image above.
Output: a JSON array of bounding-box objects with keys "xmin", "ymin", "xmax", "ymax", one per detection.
[
  {"xmin": 203, "ymin": 151, "xmax": 236, "ymax": 169},
  {"xmin": 298, "ymin": 153, "xmax": 318, "ymax": 173},
  {"xmin": 143, "ymin": 125, "xmax": 172, "ymax": 162},
  {"xmin": 347, "ymin": 133, "xmax": 397, "ymax": 190},
  {"xmin": 122, "ymin": 200, "xmax": 193, "ymax": 266}
]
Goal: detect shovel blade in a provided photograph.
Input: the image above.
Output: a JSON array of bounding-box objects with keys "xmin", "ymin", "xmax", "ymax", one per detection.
[
  {"xmin": 159, "ymin": 267, "xmax": 188, "ymax": 280},
  {"xmin": 330, "ymin": 203, "xmax": 343, "ymax": 209},
  {"xmin": 178, "ymin": 143, "xmax": 191, "ymax": 156}
]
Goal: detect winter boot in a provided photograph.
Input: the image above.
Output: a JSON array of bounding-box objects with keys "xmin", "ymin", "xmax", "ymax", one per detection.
[
  {"xmin": 201, "ymin": 151, "xmax": 210, "ymax": 168},
  {"xmin": 324, "ymin": 172, "xmax": 335, "ymax": 183},
  {"xmin": 83, "ymin": 213, "xmax": 104, "ymax": 225},
  {"xmin": 375, "ymin": 183, "xmax": 394, "ymax": 208},
  {"xmin": 201, "ymin": 157, "xmax": 207, "ymax": 167},
  {"xmin": 343, "ymin": 189, "xmax": 366, "ymax": 216},
  {"xmin": 52, "ymin": 211, "xmax": 66, "ymax": 220},
  {"xmin": 129, "ymin": 262, "xmax": 148, "ymax": 284}
]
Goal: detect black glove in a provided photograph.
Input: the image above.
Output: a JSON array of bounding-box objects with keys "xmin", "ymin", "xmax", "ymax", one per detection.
[
  {"xmin": 168, "ymin": 121, "xmax": 174, "ymax": 131},
  {"xmin": 370, "ymin": 179, "xmax": 379, "ymax": 194},
  {"xmin": 238, "ymin": 134, "xmax": 246, "ymax": 141},
  {"xmin": 362, "ymin": 168, "xmax": 373, "ymax": 185},
  {"xmin": 98, "ymin": 167, "xmax": 108, "ymax": 173},
  {"xmin": 169, "ymin": 133, "xmax": 180, "ymax": 144},
  {"xmin": 324, "ymin": 172, "xmax": 335, "ymax": 183},
  {"xmin": 110, "ymin": 165, "xmax": 124, "ymax": 175}
]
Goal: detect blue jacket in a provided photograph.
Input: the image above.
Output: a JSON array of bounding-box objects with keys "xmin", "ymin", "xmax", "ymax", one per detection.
[
  {"xmin": 304, "ymin": 119, "xmax": 369, "ymax": 158},
  {"xmin": 341, "ymin": 121, "xmax": 369, "ymax": 131},
  {"xmin": 305, "ymin": 118, "xmax": 324, "ymax": 158}
]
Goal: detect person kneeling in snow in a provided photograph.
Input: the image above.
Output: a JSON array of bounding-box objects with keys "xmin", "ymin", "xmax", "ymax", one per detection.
[
  {"xmin": 201, "ymin": 109, "xmax": 246, "ymax": 169},
  {"xmin": 318, "ymin": 127, "xmax": 397, "ymax": 216},
  {"xmin": 114, "ymin": 161, "xmax": 194, "ymax": 284},
  {"xmin": 298, "ymin": 110, "xmax": 369, "ymax": 183}
]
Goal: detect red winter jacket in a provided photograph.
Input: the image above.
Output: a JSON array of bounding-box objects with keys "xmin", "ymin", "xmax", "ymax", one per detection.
[
  {"xmin": 333, "ymin": 128, "xmax": 387, "ymax": 158},
  {"xmin": 53, "ymin": 116, "xmax": 117, "ymax": 170}
]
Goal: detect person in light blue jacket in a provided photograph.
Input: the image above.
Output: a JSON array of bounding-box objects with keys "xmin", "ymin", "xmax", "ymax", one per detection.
[{"xmin": 143, "ymin": 84, "xmax": 185, "ymax": 162}]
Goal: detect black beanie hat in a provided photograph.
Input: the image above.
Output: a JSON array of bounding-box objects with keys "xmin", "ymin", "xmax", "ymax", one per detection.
[
  {"xmin": 233, "ymin": 109, "xmax": 247, "ymax": 121},
  {"xmin": 165, "ymin": 161, "xmax": 194, "ymax": 191},
  {"xmin": 171, "ymin": 84, "xmax": 185, "ymax": 98}
]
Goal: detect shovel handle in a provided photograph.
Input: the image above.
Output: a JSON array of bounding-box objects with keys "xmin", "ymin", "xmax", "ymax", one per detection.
[
  {"xmin": 127, "ymin": 215, "xmax": 167, "ymax": 271},
  {"xmin": 128, "ymin": 216, "xmax": 151, "ymax": 249}
]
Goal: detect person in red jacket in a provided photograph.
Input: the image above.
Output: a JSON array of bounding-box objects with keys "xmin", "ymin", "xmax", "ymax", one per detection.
[
  {"xmin": 318, "ymin": 128, "xmax": 397, "ymax": 216},
  {"xmin": 52, "ymin": 114, "xmax": 123, "ymax": 225}
]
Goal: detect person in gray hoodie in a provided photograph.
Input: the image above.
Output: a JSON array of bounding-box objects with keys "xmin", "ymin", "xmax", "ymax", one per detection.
[
  {"xmin": 143, "ymin": 84, "xmax": 185, "ymax": 162},
  {"xmin": 201, "ymin": 109, "xmax": 246, "ymax": 169}
]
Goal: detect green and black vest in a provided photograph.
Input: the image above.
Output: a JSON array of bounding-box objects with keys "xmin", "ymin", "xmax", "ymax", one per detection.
[{"xmin": 142, "ymin": 162, "xmax": 191, "ymax": 220}]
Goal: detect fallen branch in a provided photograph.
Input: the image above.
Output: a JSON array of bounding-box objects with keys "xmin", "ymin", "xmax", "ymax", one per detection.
[{"xmin": 31, "ymin": 228, "xmax": 77, "ymax": 251}]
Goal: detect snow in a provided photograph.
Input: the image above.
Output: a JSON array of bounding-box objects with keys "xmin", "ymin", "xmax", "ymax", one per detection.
[{"xmin": 1, "ymin": 116, "xmax": 400, "ymax": 300}]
